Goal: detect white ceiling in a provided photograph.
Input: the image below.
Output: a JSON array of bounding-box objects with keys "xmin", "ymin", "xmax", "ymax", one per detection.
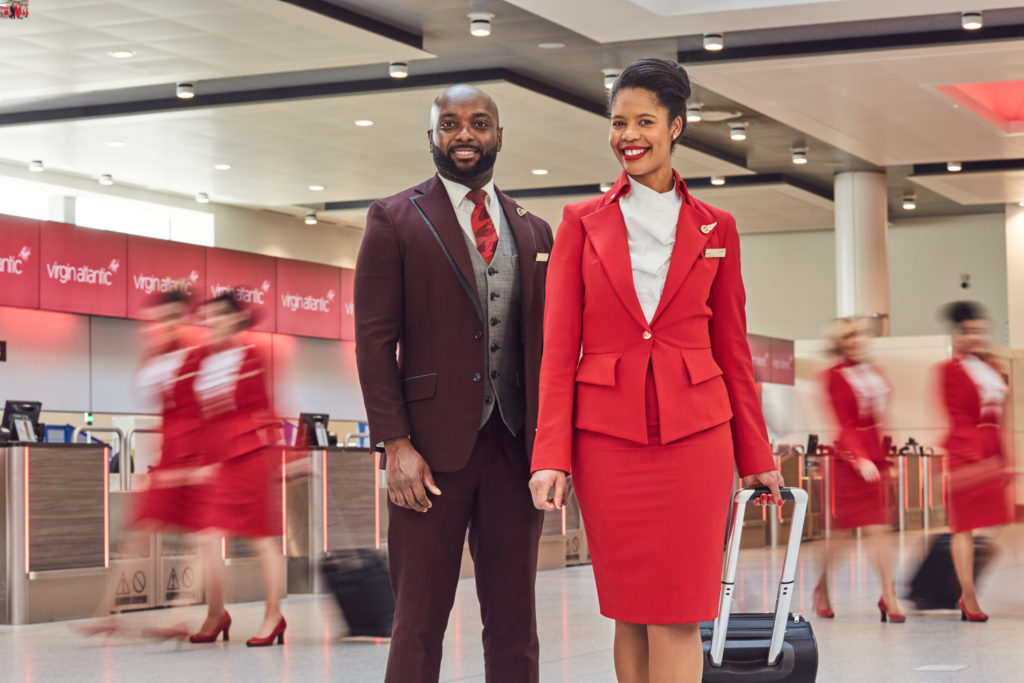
[
  {"xmin": 325, "ymin": 180, "xmax": 833, "ymax": 235},
  {"xmin": 503, "ymin": 0, "xmax": 1024, "ymax": 43},
  {"xmin": 0, "ymin": 0, "xmax": 432, "ymax": 104},
  {"xmin": 686, "ymin": 40, "xmax": 1024, "ymax": 168},
  {"xmin": 0, "ymin": 80, "xmax": 750, "ymax": 208},
  {"xmin": 910, "ymin": 170, "xmax": 1024, "ymax": 206}
]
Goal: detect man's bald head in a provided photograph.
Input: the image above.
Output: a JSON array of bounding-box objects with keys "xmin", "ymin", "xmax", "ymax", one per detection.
[
  {"xmin": 429, "ymin": 85, "xmax": 500, "ymax": 135},
  {"xmin": 427, "ymin": 84, "xmax": 503, "ymax": 189}
]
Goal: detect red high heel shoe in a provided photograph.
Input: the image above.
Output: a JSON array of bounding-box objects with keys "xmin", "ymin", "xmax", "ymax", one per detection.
[
  {"xmin": 877, "ymin": 597, "xmax": 905, "ymax": 623},
  {"xmin": 189, "ymin": 612, "xmax": 231, "ymax": 643},
  {"xmin": 812, "ymin": 587, "xmax": 835, "ymax": 619},
  {"xmin": 958, "ymin": 597, "xmax": 989, "ymax": 622},
  {"xmin": 246, "ymin": 617, "xmax": 286, "ymax": 647}
]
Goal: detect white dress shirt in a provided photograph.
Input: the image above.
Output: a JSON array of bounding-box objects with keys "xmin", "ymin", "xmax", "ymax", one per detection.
[
  {"xmin": 619, "ymin": 176, "xmax": 683, "ymax": 323},
  {"xmin": 839, "ymin": 362, "xmax": 889, "ymax": 419},
  {"xmin": 959, "ymin": 354, "xmax": 1007, "ymax": 419},
  {"xmin": 437, "ymin": 174, "xmax": 501, "ymax": 242}
]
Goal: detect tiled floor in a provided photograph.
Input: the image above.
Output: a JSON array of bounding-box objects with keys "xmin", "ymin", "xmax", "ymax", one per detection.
[{"xmin": 2, "ymin": 524, "xmax": 1022, "ymax": 682}]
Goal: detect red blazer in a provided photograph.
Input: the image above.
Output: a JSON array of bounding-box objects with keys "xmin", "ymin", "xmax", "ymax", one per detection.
[
  {"xmin": 825, "ymin": 361, "xmax": 887, "ymax": 465},
  {"xmin": 940, "ymin": 357, "xmax": 1006, "ymax": 464},
  {"xmin": 531, "ymin": 171, "xmax": 774, "ymax": 478}
]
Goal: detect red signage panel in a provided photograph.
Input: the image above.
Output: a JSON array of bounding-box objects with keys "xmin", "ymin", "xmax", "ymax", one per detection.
[
  {"xmin": 340, "ymin": 268, "xmax": 354, "ymax": 341},
  {"xmin": 0, "ymin": 215, "xmax": 40, "ymax": 309},
  {"xmin": 747, "ymin": 333, "xmax": 771, "ymax": 385},
  {"xmin": 205, "ymin": 248, "xmax": 276, "ymax": 333},
  {"xmin": 126, "ymin": 236, "xmax": 206, "ymax": 318},
  {"xmin": 276, "ymin": 259, "xmax": 342, "ymax": 339},
  {"xmin": 39, "ymin": 222, "xmax": 127, "ymax": 317},
  {"xmin": 769, "ymin": 338, "xmax": 795, "ymax": 386}
]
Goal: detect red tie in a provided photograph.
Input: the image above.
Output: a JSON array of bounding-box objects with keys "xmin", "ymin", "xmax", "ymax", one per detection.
[{"xmin": 467, "ymin": 189, "xmax": 497, "ymax": 264}]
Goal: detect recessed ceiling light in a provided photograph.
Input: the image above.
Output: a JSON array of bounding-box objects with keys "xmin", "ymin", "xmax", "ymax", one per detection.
[
  {"xmin": 946, "ymin": 161, "xmax": 962, "ymax": 172},
  {"xmin": 388, "ymin": 61, "xmax": 408, "ymax": 79},
  {"xmin": 602, "ymin": 67, "xmax": 620, "ymax": 91},
  {"xmin": 99, "ymin": 174, "xmax": 114, "ymax": 186},
  {"xmin": 29, "ymin": 160, "xmax": 44, "ymax": 172},
  {"xmin": 195, "ymin": 192, "xmax": 210, "ymax": 204},
  {"xmin": 686, "ymin": 103, "xmax": 703, "ymax": 123},
  {"xmin": 791, "ymin": 147, "xmax": 808, "ymax": 164},
  {"xmin": 703, "ymin": 33, "xmax": 724, "ymax": 51},
  {"xmin": 538, "ymin": 42, "xmax": 565, "ymax": 49},
  {"xmin": 354, "ymin": 120, "xmax": 374, "ymax": 127},
  {"xmin": 710, "ymin": 175, "xmax": 726, "ymax": 186},
  {"xmin": 176, "ymin": 82, "xmax": 195, "ymax": 99},
  {"xmin": 961, "ymin": 11, "xmax": 983, "ymax": 30},
  {"xmin": 108, "ymin": 49, "xmax": 135, "ymax": 59},
  {"xmin": 305, "ymin": 211, "xmax": 318, "ymax": 226},
  {"xmin": 214, "ymin": 163, "xmax": 232, "ymax": 171},
  {"xmin": 308, "ymin": 184, "xmax": 326, "ymax": 191},
  {"xmin": 902, "ymin": 192, "xmax": 916, "ymax": 210},
  {"xmin": 531, "ymin": 169, "xmax": 549, "ymax": 176},
  {"xmin": 729, "ymin": 122, "xmax": 747, "ymax": 141},
  {"xmin": 107, "ymin": 140, "xmax": 126, "ymax": 148},
  {"xmin": 468, "ymin": 11, "xmax": 494, "ymax": 37}
]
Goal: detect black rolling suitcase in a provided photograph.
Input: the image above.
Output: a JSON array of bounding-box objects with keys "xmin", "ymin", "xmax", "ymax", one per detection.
[
  {"xmin": 907, "ymin": 533, "xmax": 993, "ymax": 610},
  {"xmin": 701, "ymin": 487, "xmax": 818, "ymax": 682},
  {"xmin": 321, "ymin": 548, "xmax": 395, "ymax": 637}
]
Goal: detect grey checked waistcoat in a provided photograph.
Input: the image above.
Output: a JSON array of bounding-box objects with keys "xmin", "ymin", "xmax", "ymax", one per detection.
[{"xmin": 461, "ymin": 204, "xmax": 525, "ymax": 434}]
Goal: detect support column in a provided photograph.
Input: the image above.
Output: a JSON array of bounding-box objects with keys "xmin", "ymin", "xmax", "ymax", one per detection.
[
  {"xmin": 48, "ymin": 195, "xmax": 76, "ymax": 224},
  {"xmin": 834, "ymin": 172, "xmax": 890, "ymax": 335},
  {"xmin": 1005, "ymin": 202, "xmax": 1024, "ymax": 347}
]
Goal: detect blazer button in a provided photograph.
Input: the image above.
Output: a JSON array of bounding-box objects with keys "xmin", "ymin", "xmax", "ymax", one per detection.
[
  {"xmin": 642, "ymin": 330, "xmax": 652, "ymax": 340},
  {"xmin": 490, "ymin": 317, "xmax": 500, "ymax": 327},
  {"xmin": 474, "ymin": 330, "xmax": 483, "ymax": 340},
  {"xmin": 472, "ymin": 372, "xmax": 482, "ymax": 383},
  {"xmin": 487, "ymin": 267, "xmax": 498, "ymax": 276}
]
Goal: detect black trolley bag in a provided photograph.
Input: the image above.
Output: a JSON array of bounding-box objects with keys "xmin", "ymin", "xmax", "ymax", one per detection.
[
  {"xmin": 700, "ymin": 487, "xmax": 818, "ymax": 682},
  {"xmin": 321, "ymin": 548, "xmax": 395, "ymax": 637},
  {"xmin": 907, "ymin": 532, "xmax": 993, "ymax": 610}
]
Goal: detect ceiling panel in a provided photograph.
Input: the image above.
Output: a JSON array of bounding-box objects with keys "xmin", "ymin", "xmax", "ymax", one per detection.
[
  {"xmin": 0, "ymin": 0, "xmax": 432, "ymax": 104},
  {"xmin": 0, "ymin": 80, "xmax": 749, "ymax": 209},
  {"xmin": 910, "ymin": 170, "xmax": 1024, "ymax": 206}
]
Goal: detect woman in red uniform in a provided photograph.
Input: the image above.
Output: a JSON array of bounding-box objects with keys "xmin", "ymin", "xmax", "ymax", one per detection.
[
  {"xmin": 189, "ymin": 292, "xmax": 286, "ymax": 647},
  {"xmin": 133, "ymin": 290, "xmax": 206, "ymax": 533},
  {"xmin": 529, "ymin": 58, "xmax": 783, "ymax": 682},
  {"xmin": 938, "ymin": 301, "xmax": 1013, "ymax": 622},
  {"xmin": 812, "ymin": 317, "xmax": 903, "ymax": 622}
]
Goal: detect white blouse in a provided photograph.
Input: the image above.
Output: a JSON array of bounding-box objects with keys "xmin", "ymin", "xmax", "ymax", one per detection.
[
  {"xmin": 195, "ymin": 346, "xmax": 247, "ymax": 414},
  {"xmin": 959, "ymin": 354, "xmax": 1007, "ymax": 418},
  {"xmin": 839, "ymin": 362, "xmax": 889, "ymax": 419},
  {"xmin": 619, "ymin": 176, "xmax": 683, "ymax": 323}
]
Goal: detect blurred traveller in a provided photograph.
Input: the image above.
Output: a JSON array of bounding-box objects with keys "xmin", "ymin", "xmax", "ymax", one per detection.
[
  {"xmin": 529, "ymin": 58, "xmax": 783, "ymax": 682},
  {"xmin": 812, "ymin": 317, "xmax": 903, "ymax": 622},
  {"xmin": 189, "ymin": 292, "xmax": 285, "ymax": 646},
  {"xmin": 354, "ymin": 85, "xmax": 553, "ymax": 682},
  {"xmin": 132, "ymin": 290, "xmax": 206, "ymax": 533},
  {"xmin": 937, "ymin": 301, "xmax": 1013, "ymax": 622}
]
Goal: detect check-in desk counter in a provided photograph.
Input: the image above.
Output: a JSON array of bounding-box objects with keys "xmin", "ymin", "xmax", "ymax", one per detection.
[
  {"xmin": 2, "ymin": 444, "xmax": 109, "ymax": 624},
  {"xmin": 286, "ymin": 446, "xmax": 379, "ymax": 594}
]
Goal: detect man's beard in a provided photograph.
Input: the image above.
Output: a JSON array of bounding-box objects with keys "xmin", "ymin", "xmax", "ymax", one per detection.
[{"xmin": 432, "ymin": 143, "xmax": 498, "ymax": 180}]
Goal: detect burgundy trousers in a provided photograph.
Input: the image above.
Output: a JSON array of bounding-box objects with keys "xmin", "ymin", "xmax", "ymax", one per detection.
[{"xmin": 384, "ymin": 414, "xmax": 545, "ymax": 683}]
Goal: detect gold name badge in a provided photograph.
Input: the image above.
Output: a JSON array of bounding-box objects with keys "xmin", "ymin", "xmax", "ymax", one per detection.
[
  {"xmin": 705, "ymin": 248, "xmax": 726, "ymax": 258},
  {"xmin": 536, "ymin": 252, "xmax": 550, "ymax": 262}
]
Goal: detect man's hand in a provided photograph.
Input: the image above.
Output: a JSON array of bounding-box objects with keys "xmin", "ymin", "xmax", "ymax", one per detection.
[
  {"xmin": 384, "ymin": 437, "xmax": 441, "ymax": 513},
  {"xmin": 741, "ymin": 469, "xmax": 785, "ymax": 506},
  {"xmin": 529, "ymin": 469, "xmax": 567, "ymax": 511}
]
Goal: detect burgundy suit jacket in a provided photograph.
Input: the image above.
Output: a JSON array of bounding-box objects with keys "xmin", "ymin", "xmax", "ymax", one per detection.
[
  {"xmin": 354, "ymin": 175, "xmax": 554, "ymax": 472},
  {"xmin": 531, "ymin": 170, "xmax": 774, "ymax": 478}
]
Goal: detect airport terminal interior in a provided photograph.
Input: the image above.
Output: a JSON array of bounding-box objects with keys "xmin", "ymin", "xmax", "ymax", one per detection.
[{"xmin": 2, "ymin": 1, "xmax": 1024, "ymax": 681}]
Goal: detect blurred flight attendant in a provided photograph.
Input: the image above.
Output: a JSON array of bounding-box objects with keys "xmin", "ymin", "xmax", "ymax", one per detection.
[
  {"xmin": 813, "ymin": 317, "xmax": 904, "ymax": 623},
  {"xmin": 938, "ymin": 301, "xmax": 1014, "ymax": 622},
  {"xmin": 189, "ymin": 292, "xmax": 286, "ymax": 647},
  {"xmin": 529, "ymin": 58, "xmax": 783, "ymax": 683}
]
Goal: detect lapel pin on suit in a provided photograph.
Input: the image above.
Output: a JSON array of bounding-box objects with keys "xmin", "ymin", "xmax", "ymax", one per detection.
[
  {"xmin": 700, "ymin": 221, "xmax": 717, "ymax": 235},
  {"xmin": 516, "ymin": 206, "xmax": 527, "ymax": 217}
]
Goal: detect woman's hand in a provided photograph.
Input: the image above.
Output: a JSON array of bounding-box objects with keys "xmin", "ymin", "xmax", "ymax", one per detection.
[
  {"xmin": 741, "ymin": 469, "xmax": 784, "ymax": 506},
  {"xmin": 854, "ymin": 458, "xmax": 880, "ymax": 482},
  {"xmin": 529, "ymin": 469, "xmax": 567, "ymax": 511}
]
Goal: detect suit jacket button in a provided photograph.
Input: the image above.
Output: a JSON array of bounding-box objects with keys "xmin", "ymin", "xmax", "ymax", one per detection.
[
  {"xmin": 474, "ymin": 330, "xmax": 483, "ymax": 340},
  {"xmin": 472, "ymin": 372, "xmax": 482, "ymax": 383},
  {"xmin": 642, "ymin": 330, "xmax": 652, "ymax": 340}
]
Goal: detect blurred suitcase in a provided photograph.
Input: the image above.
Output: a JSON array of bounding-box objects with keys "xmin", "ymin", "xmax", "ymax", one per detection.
[
  {"xmin": 701, "ymin": 487, "xmax": 818, "ymax": 682},
  {"xmin": 321, "ymin": 548, "xmax": 395, "ymax": 637},
  {"xmin": 907, "ymin": 533, "xmax": 993, "ymax": 610}
]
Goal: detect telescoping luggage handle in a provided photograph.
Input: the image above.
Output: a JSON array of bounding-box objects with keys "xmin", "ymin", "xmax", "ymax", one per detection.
[{"xmin": 709, "ymin": 486, "xmax": 808, "ymax": 669}]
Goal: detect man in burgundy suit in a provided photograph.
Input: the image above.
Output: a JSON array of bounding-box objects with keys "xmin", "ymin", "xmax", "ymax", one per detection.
[{"xmin": 354, "ymin": 85, "xmax": 553, "ymax": 682}]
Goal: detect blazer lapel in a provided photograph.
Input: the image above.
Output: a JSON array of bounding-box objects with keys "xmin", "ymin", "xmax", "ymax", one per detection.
[
  {"xmin": 581, "ymin": 201, "xmax": 649, "ymax": 329},
  {"xmin": 649, "ymin": 196, "xmax": 716, "ymax": 325},
  {"xmin": 409, "ymin": 176, "xmax": 481, "ymax": 317},
  {"xmin": 496, "ymin": 190, "xmax": 537, "ymax": 323}
]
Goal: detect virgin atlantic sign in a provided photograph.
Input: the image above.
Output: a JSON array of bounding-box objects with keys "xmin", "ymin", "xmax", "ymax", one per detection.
[
  {"xmin": 126, "ymin": 236, "xmax": 206, "ymax": 319},
  {"xmin": 0, "ymin": 215, "xmax": 40, "ymax": 309},
  {"xmin": 205, "ymin": 248, "xmax": 276, "ymax": 333},
  {"xmin": 276, "ymin": 259, "xmax": 341, "ymax": 339},
  {"xmin": 39, "ymin": 221, "xmax": 127, "ymax": 317}
]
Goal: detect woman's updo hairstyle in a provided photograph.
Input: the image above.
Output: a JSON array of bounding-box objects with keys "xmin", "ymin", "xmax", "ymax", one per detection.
[
  {"xmin": 943, "ymin": 300, "xmax": 987, "ymax": 329},
  {"xmin": 609, "ymin": 58, "xmax": 692, "ymax": 149}
]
